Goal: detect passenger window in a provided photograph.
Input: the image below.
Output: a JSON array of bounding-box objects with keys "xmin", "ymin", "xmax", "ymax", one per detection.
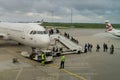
[
  {"xmin": 38, "ymin": 31, "xmax": 42, "ymax": 34},
  {"xmin": 30, "ymin": 31, "xmax": 48, "ymax": 35},
  {"xmin": 44, "ymin": 31, "xmax": 47, "ymax": 34},
  {"xmin": 33, "ymin": 31, "xmax": 36, "ymax": 34}
]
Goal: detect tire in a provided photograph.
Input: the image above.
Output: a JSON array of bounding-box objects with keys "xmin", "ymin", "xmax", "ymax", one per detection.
[
  {"xmin": 77, "ymin": 51, "xmax": 81, "ymax": 54},
  {"xmin": 56, "ymin": 53, "xmax": 61, "ymax": 57}
]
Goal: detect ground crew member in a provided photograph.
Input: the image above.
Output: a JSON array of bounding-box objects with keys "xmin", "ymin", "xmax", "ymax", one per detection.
[
  {"xmin": 59, "ymin": 54, "xmax": 65, "ymax": 69},
  {"xmin": 41, "ymin": 52, "xmax": 45, "ymax": 66},
  {"xmin": 110, "ymin": 44, "xmax": 114, "ymax": 54}
]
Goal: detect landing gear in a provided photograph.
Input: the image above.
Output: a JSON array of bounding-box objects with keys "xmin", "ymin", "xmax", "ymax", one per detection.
[
  {"xmin": 31, "ymin": 47, "xmax": 36, "ymax": 53},
  {"xmin": 18, "ymin": 43, "xmax": 22, "ymax": 45},
  {"xmin": 77, "ymin": 50, "xmax": 81, "ymax": 54},
  {"xmin": 30, "ymin": 47, "xmax": 37, "ymax": 60},
  {"xmin": 56, "ymin": 52, "xmax": 61, "ymax": 57}
]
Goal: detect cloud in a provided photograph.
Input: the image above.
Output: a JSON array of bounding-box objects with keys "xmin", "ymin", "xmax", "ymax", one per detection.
[{"xmin": 0, "ymin": 0, "xmax": 120, "ymax": 23}]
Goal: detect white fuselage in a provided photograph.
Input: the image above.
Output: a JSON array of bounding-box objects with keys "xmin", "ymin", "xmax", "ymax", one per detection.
[
  {"xmin": 108, "ymin": 28, "xmax": 120, "ymax": 37},
  {"xmin": 0, "ymin": 22, "xmax": 50, "ymax": 48}
]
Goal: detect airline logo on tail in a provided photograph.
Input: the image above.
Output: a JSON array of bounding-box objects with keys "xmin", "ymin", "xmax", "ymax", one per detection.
[{"xmin": 105, "ymin": 21, "xmax": 113, "ymax": 32}]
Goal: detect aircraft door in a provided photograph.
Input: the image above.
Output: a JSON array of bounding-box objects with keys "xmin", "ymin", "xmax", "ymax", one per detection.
[
  {"xmin": 26, "ymin": 30, "xmax": 37, "ymax": 45},
  {"xmin": 21, "ymin": 26, "xmax": 27, "ymax": 43}
]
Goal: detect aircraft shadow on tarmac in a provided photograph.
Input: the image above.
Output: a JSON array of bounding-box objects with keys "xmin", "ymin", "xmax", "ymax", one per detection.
[{"xmin": 0, "ymin": 40, "xmax": 24, "ymax": 48}]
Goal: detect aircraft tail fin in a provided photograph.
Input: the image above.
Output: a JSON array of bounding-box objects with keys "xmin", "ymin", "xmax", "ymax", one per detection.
[{"xmin": 105, "ymin": 21, "xmax": 113, "ymax": 32}]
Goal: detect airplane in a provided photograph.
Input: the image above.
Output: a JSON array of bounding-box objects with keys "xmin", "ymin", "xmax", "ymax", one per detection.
[
  {"xmin": 0, "ymin": 22, "xmax": 50, "ymax": 48},
  {"xmin": 105, "ymin": 21, "xmax": 120, "ymax": 37}
]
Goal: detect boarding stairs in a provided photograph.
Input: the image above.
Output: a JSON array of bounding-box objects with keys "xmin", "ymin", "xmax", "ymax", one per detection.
[{"xmin": 50, "ymin": 34, "xmax": 83, "ymax": 53}]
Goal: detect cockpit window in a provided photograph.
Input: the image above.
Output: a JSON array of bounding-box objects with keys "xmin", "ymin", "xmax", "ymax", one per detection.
[
  {"xmin": 30, "ymin": 31, "xmax": 33, "ymax": 34},
  {"xmin": 43, "ymin": 31, "xmax": 47, "ymax": 34},
  {"xmin": 30, "ymin": 30, "xmax": 47, "ymax": 35},
  {"xmin": 33, "ymin": 31, "xmax": 36, "ymax": 34}
]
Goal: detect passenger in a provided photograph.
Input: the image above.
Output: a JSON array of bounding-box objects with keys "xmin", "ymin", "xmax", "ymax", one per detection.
[
  {"xmin": 52, "ymin": 47, "xmax": 55, "ymax": 52},
  {"xmin": 110, "ymin": 44, "xmax": 114, "ymax": 54},
  {"xmin": 56, "ymin": 28, "xmax": 59, "ymax": 33},
  {"xmin": 96, "ymin": 44, "xmax": 100, "ymax": 52},
  {"xmin": 41, "ymin": 52, "xmax": 45, "ymax": 66},
  {"xmin": 103, "ymin": 43, "xmax": 106, "ymax": 52},
  {"xmin": 67, "ymin": 34, "xmax": 70, "ymax": 39},
  {"xmin": 56, "ymin": 47, "xmax": 58, "ymax": 52},
  {"xmin": 49, "ymin": 29, "xmax": 51, "ymax": 35},
  {"xmin": 71, "ymin": 36, "xmax": 73, "ymax": 41},
  {"xmin": 53, "ymin": 28, "xmax": 57, "ymax": 34},
  {"xmin": 64, "ymin": 32, "xmax": 67, "ymax": 37},
  {"xmin": 72, "ymin": 38, "xmax": 76, "ymax": 43},
  {"xmin": 88, "ymin": 43, "xmax": 90, "ymax": 51},
  {"xmin": 89, "ymin": 44, "xmax": 93, "ymax": 52},
  {"xmin": 84, "ymin": 43, "xmax": 88, "ymax": 53},
  {"xmin": 84, "ymin": 47, "xmax": 87, "ymax": 53},
  {"xmin": 51, "ymin": 29, "xmax": 53, "ymax": 34},
  {"xmin": 105, "ymin": 44, "xmax": 108, "ymax": 52},
  {"xmin": 59, "ymin": 47, "xmax": 63, "ymax": 53},
  {"xmin": 59, "ymin": 54, "xmax": 65, "ymax": 69},
  {"xmin": 75, "ymin": 40, "xmax": 79, "ymax": 44},
  {"xmin": 75, "ymin": 39, "xmax": 77, "ymax": 44}
]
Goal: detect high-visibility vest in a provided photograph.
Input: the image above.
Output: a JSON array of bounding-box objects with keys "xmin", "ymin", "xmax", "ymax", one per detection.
[
  {"xmin": 61, "ymin": 56, "xmax": 65, "ymax": 62},
  {"xmin": 41, "ymin": 53, "xmax": 45, "ymax": 60}
]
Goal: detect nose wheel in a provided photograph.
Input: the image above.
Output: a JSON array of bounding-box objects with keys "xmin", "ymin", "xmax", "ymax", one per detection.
[
  {"xmin": 18, "ymin": 43, "xmax": 22, "ymax": 45},
  {"xmin": 31, "ymin": 47, "xmax": 36, "ymax": 53}
]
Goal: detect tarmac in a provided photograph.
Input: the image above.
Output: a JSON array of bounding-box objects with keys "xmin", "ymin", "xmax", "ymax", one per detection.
[{"xmin": 0, "ymin": 28, "xmax": 120, "ymax": 80}]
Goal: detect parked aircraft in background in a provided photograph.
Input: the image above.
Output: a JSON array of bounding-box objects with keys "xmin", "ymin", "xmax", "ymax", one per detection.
[
  {"xmin": 105, "ymin": 21, "xmax": 120, "ymax": 37},
  {"xmin": 0, "ymin": 22, "xmax": 50, "ymax": 48}
]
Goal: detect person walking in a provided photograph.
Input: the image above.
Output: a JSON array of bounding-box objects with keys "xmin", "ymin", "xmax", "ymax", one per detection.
[
  {"xmin": 105, "ymin": 44, "xmax": 108, "ymax": 52},
  {"xmin": 89, "ymin": 44, "xmax": 93, "ymax": 52},
  {"xmin": 103, "ymin": 43, "xmax": 106, "ymax": 52},
  {"xmin": 59, "ymin": 54, "xmax": 65, "ymax": 69},
  {"xmin": 41, "ymin": 52, "xmax": 45, "ymax": 66},
  {"xmin": 84, "ymin": 43, "xmax": 88, "ymax": 53},
  {"xmin": 110, "ymin": 44, "xmax": 114, "ymax": 54},
  {"xmin": 96, "ymin": 44, "xmax": 100, "ymax": 52}
]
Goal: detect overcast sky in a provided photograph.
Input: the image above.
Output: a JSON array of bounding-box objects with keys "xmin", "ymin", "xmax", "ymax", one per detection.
[{"xmin": 0, "ymin": 0, "xmax": 120, "ymax": 23}]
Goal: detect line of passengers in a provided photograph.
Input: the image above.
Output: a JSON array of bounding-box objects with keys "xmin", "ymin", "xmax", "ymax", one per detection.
[
  {"xmin": 64, "ymin": 32, "xmax": 79, "ymax": 44},
  {"xmin": 49, "ymin": 28, "xmax": 59, "ymax": 35}
]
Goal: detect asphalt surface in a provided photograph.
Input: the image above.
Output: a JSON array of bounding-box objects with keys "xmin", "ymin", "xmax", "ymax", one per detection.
[{"xmin": 0, "ymin": 29, "xmax": 120, "ymax": 80}]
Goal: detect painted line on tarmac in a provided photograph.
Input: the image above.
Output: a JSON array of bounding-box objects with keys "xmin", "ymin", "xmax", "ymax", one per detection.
[
  {"xmin": 15, "ymin": 68, "xmax": 23, "ymax": 80},
  {"xmin": 66, "ymin": 66, "xmax": 90, "ymax": 69},
  {"xmin": 49, "ymin": 64, "xmax": 87, "ymax": 80}
]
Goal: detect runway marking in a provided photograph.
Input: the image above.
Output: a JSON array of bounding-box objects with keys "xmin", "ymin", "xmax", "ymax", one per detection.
[
  {"xmin": 49, "ymin": 64, "xmax": 87, "ymax": 80},
  {"xmin": 15, "ymin": 68, "xmax": 23, "ymax": 80}
]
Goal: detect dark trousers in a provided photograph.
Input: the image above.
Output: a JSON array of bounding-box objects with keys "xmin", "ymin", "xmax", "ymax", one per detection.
[
  {"xmin": 60, "ymin": 61, "xmax": 64, "ymax": 69},
  {"xmin": 110, "ymin": 49, "xmax": 114, "ymax": 54}
]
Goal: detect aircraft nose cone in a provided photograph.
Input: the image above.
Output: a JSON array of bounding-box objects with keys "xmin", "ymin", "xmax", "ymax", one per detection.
[
  {"xmin": 43, "ymin": 38, "xmax": 50, "ymax": 45},
  {"xmin": 40, "ymin": 36, "xmax": 50, "ymax": 47}
]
